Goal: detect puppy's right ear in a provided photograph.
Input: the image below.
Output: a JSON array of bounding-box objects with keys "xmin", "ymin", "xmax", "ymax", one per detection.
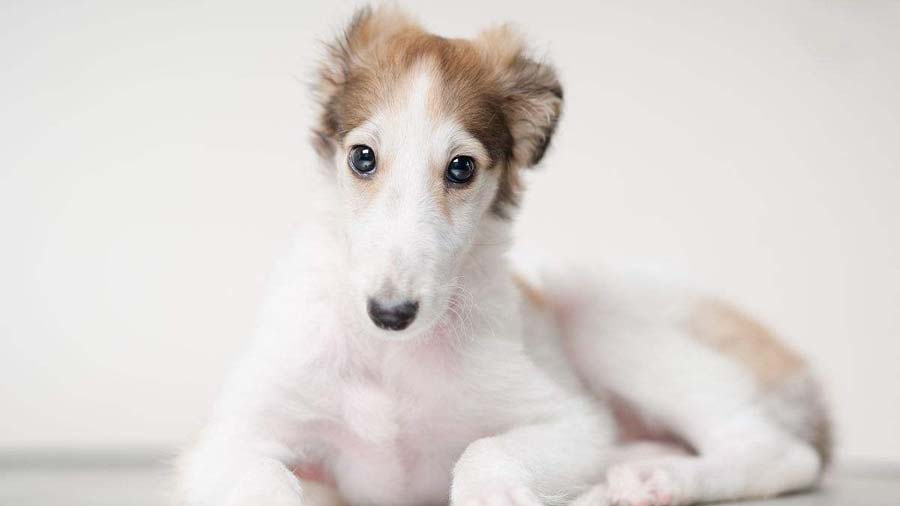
[{"xmin": 311, "ymin": 6, "xmax": 416, "ymax": 160}]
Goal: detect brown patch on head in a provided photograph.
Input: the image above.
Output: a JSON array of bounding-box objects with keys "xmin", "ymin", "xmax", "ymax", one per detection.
[
  {"xmin": 311, "ymin": 7, "xmax": 563, "ymax": 217},
  {"xmin": 688, "ymin": 299, "xmax": 805, "ymax": 387},
  {"xmin": 311, "ymin": 6, "xmax": 416, "ymax": 157}
]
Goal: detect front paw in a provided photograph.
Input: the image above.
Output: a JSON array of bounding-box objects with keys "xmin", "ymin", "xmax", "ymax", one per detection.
[
  {"xmin": 604, "ymin": 464, "xmax": 678, "ymax": 506},
  {"xmin": 456, "ymin": 486, "xmax": 544, "ymax": 506},
  {"xmin": 451, "ymin": 439, "xmax": 539, "ymax": 506},
  {"xmin": 570, "ymin": 465, "xmax": 680, "ymax": 506},
  {"xmin": 224, "ymin": 458, "xmax": 305, "ymax": 506}
]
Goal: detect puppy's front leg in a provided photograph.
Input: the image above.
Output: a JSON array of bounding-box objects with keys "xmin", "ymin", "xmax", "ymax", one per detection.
[
  {"xmin": 451, "ymin": 411, "xmax": 611, "ymax": 506},
  {"xmin": 177, "ymin": 428, "xmax": 343, "ymax": 506}
]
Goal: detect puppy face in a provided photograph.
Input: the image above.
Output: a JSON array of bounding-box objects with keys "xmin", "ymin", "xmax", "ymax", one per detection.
[{"xmin": 312, "ymin": 7, "xmax": 562, "ymax": 339}]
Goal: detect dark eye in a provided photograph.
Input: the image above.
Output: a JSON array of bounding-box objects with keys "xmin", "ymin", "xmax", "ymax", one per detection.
[
  {"xmin": 446, "ymin": 156, "xmax": 476, "ymax": 185},
  {"xmin": 348, "ymin": 145, "xmax": 377, "ymax": 176}
]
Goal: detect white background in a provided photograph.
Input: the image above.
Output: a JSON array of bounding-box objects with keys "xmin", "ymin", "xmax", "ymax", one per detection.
[{"xmin": 1, "ymin": 1, "xmax": 898, "ymax": 462}]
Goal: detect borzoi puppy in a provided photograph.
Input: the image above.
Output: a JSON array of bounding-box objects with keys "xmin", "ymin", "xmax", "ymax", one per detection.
[{"xmin": 177, "ymin": 7, "xmax": 830, "ymax": 506}]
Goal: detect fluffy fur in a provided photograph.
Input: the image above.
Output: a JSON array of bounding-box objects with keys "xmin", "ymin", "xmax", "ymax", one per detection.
[{"xmin": 176, "ymin": 7, "xmax": 830, "ymax": 506}]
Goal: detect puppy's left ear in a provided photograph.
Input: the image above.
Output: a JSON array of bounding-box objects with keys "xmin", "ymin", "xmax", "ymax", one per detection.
[{"xmin": 479, "ymin": 26, "xmax": 564, "ymax": 169}]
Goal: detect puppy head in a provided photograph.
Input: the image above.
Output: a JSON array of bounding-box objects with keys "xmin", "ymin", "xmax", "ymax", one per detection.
[{"xmin": 312, "ymin": 6, "xmax": 562, "ymax": 339}]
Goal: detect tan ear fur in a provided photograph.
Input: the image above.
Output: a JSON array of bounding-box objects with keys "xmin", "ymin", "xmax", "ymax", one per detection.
[
  {"xmin": 475, "ymin": 25, "xmax": 563, "ymax": 216},
  {"xmin": 477, "ymin": 25, "xmax": 564, "ymax": 168},
  {"xmin": 311, "ymin": 6, "xmax": 420, "ymax": 158}
]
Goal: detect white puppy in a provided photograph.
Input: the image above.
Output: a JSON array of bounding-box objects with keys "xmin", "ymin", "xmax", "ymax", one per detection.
[{"xmin": 176, "ymin": 7, "xmax": 830, "ymax": 506}]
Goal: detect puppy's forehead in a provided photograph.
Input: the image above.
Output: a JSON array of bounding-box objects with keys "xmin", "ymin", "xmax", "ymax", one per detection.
[
  {"xmin": 334, "ymin": 33, "xmax": 513, "ymax": 165},
  {"xmin": 370, "ymin": 63, "xmax": 442, "ymax": 141}
]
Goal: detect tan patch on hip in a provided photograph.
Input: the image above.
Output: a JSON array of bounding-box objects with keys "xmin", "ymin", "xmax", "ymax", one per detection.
[{"xmin": 688, "ymin": 299, "xmax": 805, "ymax": 387}]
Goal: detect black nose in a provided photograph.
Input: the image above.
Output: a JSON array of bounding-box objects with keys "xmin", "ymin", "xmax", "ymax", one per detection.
[{"xmin": 367, "ymin": 299, "xmax": 419, "ymax": 331}]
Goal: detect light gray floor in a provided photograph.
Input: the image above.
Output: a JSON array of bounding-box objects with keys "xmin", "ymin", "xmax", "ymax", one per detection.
[{"xmin": 1, "ymin": 455, "xmax": 898, "ymax": 506}]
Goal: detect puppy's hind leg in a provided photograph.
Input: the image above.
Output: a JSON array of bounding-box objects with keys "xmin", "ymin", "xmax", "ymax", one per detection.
[
  {"xmin": 601, "ymin": 412, "xmax": 823, "ymax": 505},
  {"xmin": 548, "ymin": 272, "xmax": 830, "ymax": 505},
  {"xmin": 571, "ymin": 394, "xmax": 825, "ymax": 506}
]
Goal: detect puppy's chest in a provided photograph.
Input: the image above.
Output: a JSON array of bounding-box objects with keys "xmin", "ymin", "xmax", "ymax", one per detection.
[{"xmin": 318, "ymin": 376, "xmax": 500, "ymax": 505}]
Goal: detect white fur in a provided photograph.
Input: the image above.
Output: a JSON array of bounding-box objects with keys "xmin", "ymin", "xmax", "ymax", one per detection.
[
  {"xmin": 337, "ymin": 63, "xmax": 496, "ymax": 340},
  {"xmin": 547, "ymin": 269, "xmax": 825, "ymax": 505},
  {"xmin": 176, "ymin": 59, "xmax": 825, "ymax": 506}
]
